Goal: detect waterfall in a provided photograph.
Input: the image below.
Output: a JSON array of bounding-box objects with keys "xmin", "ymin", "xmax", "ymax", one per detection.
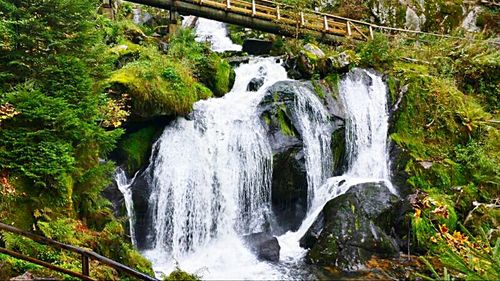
[
  {"xmin": 193, "ymin": 18, "xmax": 242, "ymax": 52},
  {"xmin": 279, "ymin": 68, "xmax": 394, "ymax": 262},
  {"xmin": 124, "ymin": 18, "xmax": 394, "ymax": 279},
  {"xmin": 289, "ymin": 85, "xmax": 333, "ymax": 207},
  {"xmin": 115, "ymin": 168, "xmax": 138, "ymax": 247},
  {"xmin": 142, "ymin": 58, "xmax": 288, "ymax": 279},
  {"xmin": 340, "ymin": 69, "xmax": 391, "ymax": 181}
]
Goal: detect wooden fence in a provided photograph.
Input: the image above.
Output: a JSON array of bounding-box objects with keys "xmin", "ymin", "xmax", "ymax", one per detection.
[{"xmin": 0, "ymin": 222, "xmax": 158, "ymax": 281}]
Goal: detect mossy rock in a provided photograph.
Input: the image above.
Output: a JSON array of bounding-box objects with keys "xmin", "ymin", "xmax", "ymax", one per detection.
[
  {"xmin": 194, "ymin": 54, "xmax": 235, "ymax": 97},
  {"xmin": 107, "ymin": 56, "xmax": 212, "ymax": 119},
  {"xmin": 117, "ymin": 125, "xmax": 161, "ymax": 175},
  {"xmin": 303, "ymin": 182, "xmax": 402, "ymax": 271}
]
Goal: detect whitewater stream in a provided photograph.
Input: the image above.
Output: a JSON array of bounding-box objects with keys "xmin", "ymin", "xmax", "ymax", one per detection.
[{"xmin": 116, "ymin": 18, "xmax": 394, "ymax": 280}]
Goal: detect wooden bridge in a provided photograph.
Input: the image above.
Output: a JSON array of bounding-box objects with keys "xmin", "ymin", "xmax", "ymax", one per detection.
[{"xmin": 125, "ymin": 0, "xmax": 471, "ymax": 43}]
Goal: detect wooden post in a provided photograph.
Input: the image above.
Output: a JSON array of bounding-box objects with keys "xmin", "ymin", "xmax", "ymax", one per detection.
[
  {"xmin": 347, "ymin": 21, "xmax": 352, "ymax": 36},
  {"xmin": 276, "ymin": 5, "xmax": 280, "ymax": 20},
  {"xmin": 300, "ymin": 12, "xmax": 304, "ymax": 26},
  {"xmin": 323, "ymin": 15, "xmax": 329, "ymax": 31},
  {"xmin": 252, "ymin": 0, "xmax": 256, "ymax": 16},
  {"xmin": 82, "ymin": 254, "xmax": 90, "ymax": 276},
  {"xmin": 226, "ymin": 0, "xmax": 230, "ymax": 9},
  {"xmin": 369, "ymin": 25, "xmax": 374, "ymax": 39}
]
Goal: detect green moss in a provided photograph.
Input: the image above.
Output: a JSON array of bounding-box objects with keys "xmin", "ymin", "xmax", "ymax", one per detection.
[
  {"xmin": 164, "ymin": 267, "xmax": 200, "ymax": 281},
  {"xmin": 107, "ymin": 52, "xmax": 212, "ymax": 117},
  {"xmin": 118, "ymin": 126, "xmax": 159, "ymax": 174},
  {"xmin": 278, "ymin": 108, "xmax": 295, "ymax": 137}
]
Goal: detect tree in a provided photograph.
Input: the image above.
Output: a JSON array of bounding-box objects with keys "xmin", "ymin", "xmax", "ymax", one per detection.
[{"xmin": 0, "ymin": 0, "xmax": 122, "ymax": 223}]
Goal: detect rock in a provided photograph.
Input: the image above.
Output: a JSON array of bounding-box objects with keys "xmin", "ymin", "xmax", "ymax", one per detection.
[
  {"xmin": 405, "ymin": 7, "xmax": 422, "ymax": 31},
  {"xmin": 102, "ymin": 179, "xmax": 126, "ymax": 217},
  {"xmin": 271, "ymin": 147, "xmax": 308, "ymax": 233},
  {"xmin": 132, "ymin": 8, "xmax": 153, "ymax": 25},
  {"xmin": 464, "ymin": 201, "xmax": 499, "ymax": 240},
  {"xmin": 157, "ymin": 41, "xmax": 169, "ymax": 54},
  {"xmin": 303, "ymin": 182, "xmax": 402, "ymax": 271},
  {"xmin": 130, "ymin": 167, "xmax": 156, "ymax": 249},
  {"xmin": 226, "ymin": 56, "xmax": 250, "ymax": 67},
  {"xmin": 326, "ymin": 51, "xmax": 357, "ymax": 73},
  {"xmin": 247, "ymin": 77, "xmax": 265, "ymax": 92},
  {"xmin": 242, "ymin": 39, "xmax": 273, "ymax": 55},
  {"xmin": 462, "ymin": 6, "xmax": 482, "ymax": 32},
  {"xmin": 418, "ymin": 161, "xmax": 433, "ymax": 169},
  {"xmin": 294, "ymin": 44, "xmax": 327, "ymax": 79},
  {"xmin": 303, "ymin": 43, "xmax": 325, "ymax": 59},
  {"xmin": 243, "ymin": 232, "xmax": 280, "ymax": 262}
]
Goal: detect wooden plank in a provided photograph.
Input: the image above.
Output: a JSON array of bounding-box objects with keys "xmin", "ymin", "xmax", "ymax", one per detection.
[
  {"xmin": 350, "ymin": 22, "xmax": 368, "ymax": 40},
  {"xmin": 82, "ymin": 254, "xmax": 90, "ymax": 276},
  {"xmin": 0, "ymin": 247, "xmax": 95, "ymax": 281}
]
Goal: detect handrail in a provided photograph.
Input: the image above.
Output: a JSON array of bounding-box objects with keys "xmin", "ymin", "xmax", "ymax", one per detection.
[
  {"xmin": 176, "ymin": 0, "xmax": 482, "ymax": 42},
  {"xmin": 0, "ymin": 222, "xmax": 158, "ymax": 281}
]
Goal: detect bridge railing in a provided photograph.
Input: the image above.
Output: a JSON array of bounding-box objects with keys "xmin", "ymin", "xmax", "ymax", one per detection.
[
  {"xmin": 186, "ymin": 0, "xmax": 372, "ymax": 39},
  {"xmin": 179, "ymin": 0, "xmax": 483, "ymax": 42},
  {"xmin": 0, "ymin": 222, "xmax": 158, "ymax": 281}
]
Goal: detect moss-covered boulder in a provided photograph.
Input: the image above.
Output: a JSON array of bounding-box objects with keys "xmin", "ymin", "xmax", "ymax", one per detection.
[
  {"xmin": 107, "ymin": 52, "xmax": 213, "ymax": 119},
  {"xmin": 302, "ymin": 182, "xmax": 403, "ymax": 271}
]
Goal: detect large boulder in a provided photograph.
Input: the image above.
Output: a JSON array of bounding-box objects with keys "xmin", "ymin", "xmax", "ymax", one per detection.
[
  {"xmin": 242, "ymin": 39, "xmax": 273, "ymax": 55},
  {"xmin": 243, "ymin": 232, "xmax": 280, "ymax": 262},
  {"xmin": 301, "ymin": 182, "xmax": 402, "ymax": 271}
]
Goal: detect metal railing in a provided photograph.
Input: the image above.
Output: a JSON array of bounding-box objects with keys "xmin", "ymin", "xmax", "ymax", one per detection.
[{"xmin": 0, "ymin": 222, "xmax": 158, "ymax": 281}]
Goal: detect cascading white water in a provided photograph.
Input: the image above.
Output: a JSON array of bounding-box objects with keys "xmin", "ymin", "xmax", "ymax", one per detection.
[
  {"xmin": 279, "ymin": 68, "xmax": 394, "ymax": 263},
  {"xmin": 290, "ymin": 85, "xmax": 334, "ymax": 206},
  {"xmin": 340, "ymin": 69, "xmax": 391, "ymax": 181},
  {"xmin": 142, "ymin": 58, "xmax": 288, "ymax": 279},
  {"xmin": 115, "ymin": 168, "xmax": 138, "ymax": 247},
  {"xmin": 193, "ymin": 18, "xmax": 242, "ymax": 52}
]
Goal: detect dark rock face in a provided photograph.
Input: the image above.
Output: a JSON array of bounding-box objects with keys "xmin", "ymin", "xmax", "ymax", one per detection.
[
  {"xmin": 102, "ymin": 179, "xmax": 126, "ymax": 218},
  {"xmin": 271, "ymin": 147, "xmax": 308, "ymax": 233},
  {"xmin": 130, "ymin": 167, "xmax": 155, "ymax": 250},
  {"xmin": 247, "ymin": 77, "xmax": 265, "ymax": 92},
  {"xmin": 243, "ymin": 232, "xmax": 280, "ymax": 262},
  {"xmin": 302, "ymin": 182, "xmax": 402, "ymax": 271},
  {"xmin": 242, "ymin": 39, "xmax": 273, "ymax": 55}
]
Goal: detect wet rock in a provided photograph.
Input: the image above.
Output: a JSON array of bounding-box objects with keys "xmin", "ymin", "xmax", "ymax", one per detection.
[
  {"xmin": 303, "ymin": 182, "xmax": 402, "ymax": 271},
  {"xmin": 227, "ymin": 56, "xmax": 250, "ymax": 67},
  {"xmin": 242, "ymin": 39, "xmax": 273, "ymax": 55},
  {"xmin": 247, "ymin": 77, "xmax": 265, "ymax": 92},
  {"xmin": 130, "ymin": 168, "xmax": 155, "ymax": 249},
  {"xmin": 271, "ymin": 146, "xmax": 308, "ymax": 233},
  {"xmin": 243, "ymin": 232, "xmax": 280, "ymax": 262},
  {"xmin": 102, "ymin": 179, "xmax": 126, "ymax": 217}
]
